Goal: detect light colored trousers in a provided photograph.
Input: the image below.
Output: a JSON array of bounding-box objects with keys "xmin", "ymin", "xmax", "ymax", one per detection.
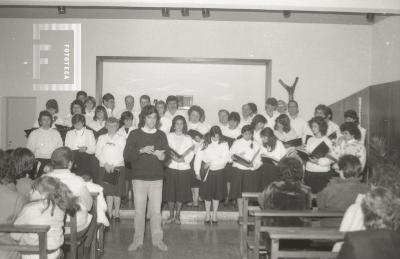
[{"xmin": 132, "ymin": 180, "xmax": 163, "ymax": 244}]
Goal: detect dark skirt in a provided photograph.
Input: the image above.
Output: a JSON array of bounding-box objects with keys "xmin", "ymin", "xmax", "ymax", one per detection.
[
  {"xmin": 71, "ymin": 151, "xmax": 97, "ymax": 180},
  {"xmin": 304, "ymin": 170, "xmax": 333, "ymax": 194},
  {"xmin": 163, "ymin": 168, "xmax": 193, "ymax": 203},
  {"xmin": 124, "ymin": 161, "xmax": 133, "ymax": 181},
  {"xmin": 98, "ymin": 166, "xmax": 126, "ymax": 196},
  {"xmin": 260, "ymin": 162, "xmax": 281, "ymax": 191},
  {"xmin": 223, "ymin": 163, "xmax": 234, "ymax": 184},
  {"xmin": 199, "ymin": 169, "xmax": 226, "ymax": 201},
  {"xmin": 229, "ymin": 167, "xmax": 261, "ymax": 200}
]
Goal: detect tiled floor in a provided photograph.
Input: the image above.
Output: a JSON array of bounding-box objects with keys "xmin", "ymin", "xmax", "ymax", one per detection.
[{"xmin": 101, "ymin": 219, "xmax": 241, "ymax": 259}]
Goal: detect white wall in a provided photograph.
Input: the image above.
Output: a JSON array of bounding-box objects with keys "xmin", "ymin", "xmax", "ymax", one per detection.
[
  {"xmin": 371, "ymin": 16, "xmax": 400, "ymax": 84},
  {"xmin": 0, "ymin": 18, "xmax": 373, "ymax": 148}
]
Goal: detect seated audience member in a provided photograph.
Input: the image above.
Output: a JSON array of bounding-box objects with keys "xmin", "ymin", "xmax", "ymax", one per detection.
[
  {"xmin": 344, "ymin": 109, "xmax": 367, "ymax": 145},
  {"xmin": 47, "ymin": 147, "xmax": 93, "ymax": 232},
  {"xmin": 264, "ymin": 97, "xmax": 279, "ymax": 129},
  {"xmin": 11, "ymin": 148, "xmax": 36, "ymax": 198},
  {"xmin": 11, "ymin": 176, "xmax": 80, "ymax": 259},
  {"xmin": 287, "ymin": 100, "xmax": 307, "ymax": 140},
  {"xmin": 277, "ymin": 100, "xmax": 287, "ymax": 114},
  {"xmin": 76, "ymin": 90, "xmax": 88, "ymax": 104},
  {"xmin": 64, "ymin": 99, "xmax": 85, "ymax": 127},
  {"xmin": 33, "ymin": 99, "xmax": 63, "ymax": 128},
  {"xmin": 317, "ymin": 155, "xmax": 369, "ymax": 212},
  {"xmin": 337, "ymin": 187, "xmax": 400, "ymax": 259}
]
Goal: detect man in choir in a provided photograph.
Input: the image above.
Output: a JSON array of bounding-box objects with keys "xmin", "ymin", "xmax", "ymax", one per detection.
[
  {"xmin": 287, "ymin": 100, "xmax": 307, "ymax": 139},
  {"xmin": 277, "ymin": 100, "xmax": 288, "ymax": 115},
  {"xmin": 264, "ymin": 97, "xmax": 279, "ymax": 129},
  {"xmin": 33, "ymin": 99, "xmax": 63, "ymax": 128},
  {"xmin": 240, "ymin": 103, "xmax": 256, "ymax": 126},
  {"xmin": 76, "ymin": 90, "xmax": 88, "ymax": 104},
  {"xmin": 102, "ymin": 93, "xmax": 116, "ymax": 118},
  {"xmin": 218, "ymin": 109, "xmax": 230, "ymax": 134},
  {"xmin": 164, "ymin": 95, "xmax": 187, "ymax": 120},
  {"xmin": 117, "ymin": 95, "xmax": 136, "ymax": 126},
  {"xmin": 133, "ymin": 94, "xmax": 151, "ymax": 121}
]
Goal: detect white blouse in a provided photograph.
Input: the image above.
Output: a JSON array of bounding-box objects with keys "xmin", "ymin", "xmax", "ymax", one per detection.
[
  {"xmin": 159, "ymin": 116, "xmax": 173, "ymax": 134},
  {"xmin": 289, "ymin": 115, "xmax": 308, "ymax": 139},
  {"xmin": 194, "ymin": 141, "xmax": 230, "ymax": 175},
  {"xmin": 274, "ymin": 129, "xmax": 298, "ymax": 143},
  {"xmin": 26, "ymin": 127, "xmax": 63, "ymax": 159},
  {"xmin": 261, "ymin": 140, "xmax": 287, "ymax": 163},
  {"xmin": 167, "ymin": 133, "xmax": 195, "ymax": 171},
  {"xmin": 117, "ymin": 126, "xmax": 136, "ymax": 139},
  {"xmin": 95, "ymin": 133, "xmax": 126, "ymax": 167},
  {"xmin": 264, "ymin": 111, "xmax": 279, "ymax": 129},
  {"xmin": 230, "ymin": 138, "xmax": 262, "ymax": 171},
  {"xmin": 305, "ymin": 136, "xmax": 333, "ymax": 172},
  {"xmin": 188, "ymin": 121, "xmax": 210, "ymax": 135},
  {"xmin": 223, "ymin": 126, "xmax": 241, "ymax": 140},
  {"xmin": 65, "ymin": 127, "xmax": 96, "ymax": 154},
  {"xmin": 33, "ymin": 113, "xmax": 64, "ymax": 128},
  {"xmin": 87, "ymin": 119, "xmax": 106, "ymax": 132}
]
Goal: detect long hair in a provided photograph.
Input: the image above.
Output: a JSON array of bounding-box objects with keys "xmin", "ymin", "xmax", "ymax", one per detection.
[
  {"xmin": 32, "ymin": 176, "xmax": 80, "ymax": 216},
  {"xmin": 170, "ymin": 115, "xmax": 188, "ymax": 134},
  {"xmin": 260, "ymin": 127, "xmax": 277, "ymax": 151},
  {"xmin": 10, "ymin": 148, "xmax": 35, "ymax": 178},
  {"xmin": 138, "ymin": 105, "xmax": 160, "ymax": 129},
  {"xmin": 93, "ymin": 105, "xmax": 108, "ymax": 122},
  {"xmin": 0, "ymin": 156, "xmax": 17, "ymax": 185},
  {"xmin": 274, "ymin": 114, "xmax": 291, "ymax": 133},
  {"xmin": 240, "ymin": 124, "xmax": 255, "ymax": 149},
  {"xmin": 70, "ymin": 100, "xmax": 85, "ymax": 115},
  {"xmin": 202, "ymin": 126, "xmax": 225, "ymax": 150}
]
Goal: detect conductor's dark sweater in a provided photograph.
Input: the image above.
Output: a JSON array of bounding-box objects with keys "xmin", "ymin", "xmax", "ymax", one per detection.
[{"xmin": 123, "ymin": 128, "xmax": 169, "ymax": 181}]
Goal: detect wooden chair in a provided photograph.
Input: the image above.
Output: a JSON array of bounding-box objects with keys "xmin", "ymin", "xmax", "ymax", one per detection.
[
  {"xmin": 64, "ymin": 192, "xmax": 98, "ymax": 259},
  {"xmin": 0, "ymin": 224, "xmax": 50, "ymax": 259},
  {"xmin": 252, "ymin": 210, "xmax": 344, "ymax": 259}
]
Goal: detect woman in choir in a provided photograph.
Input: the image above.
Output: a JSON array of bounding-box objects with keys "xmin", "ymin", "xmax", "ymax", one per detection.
[
  {"xmin": 259, "ymin": 127, "xmax": 287, "ymax": 189},
  {"xmin": 251, "ymin": 114, "xmax": 267, "ymax": 145},
  {"xmin": 84, "ymin": 96, "xmax": 97, "ymax": 124},
  {"xmin": 27, "ymin": 110, "xmax": 63, "ymax": 178},
  {"xmin": 65, "ymin": 114, "xmax": 96, "ymax": 178},
  {"xmin": 164, "ymin": 95, "xmax": 187, "ymax": 120},
  {"xmin": 194, "ymin": 126, "xmax": 230, "ymax": 223},
  {"xmin": 274, "ymin": 114, "xmax": 298, "ymax": 145},
  {"xmin": 332, "ymin": 122, "xmax": 366, "ymax": 172},
  {"xmin": 344, "ymin": 110, "xmax": 367, "ymax": 145},
  {"xmin": 76, "ymin": 90, "xmax": 87, "ymax": 104},
  {"xmin": 302, "ymin": 116, "xmax": 334, "ymax": 194},
  {"xmin": 95, "ymin": 117, "xmax": 126, "ymax": 222},
  {"xmin": 164, "ymin": 115, "xmax": 195, "ymax": 224},
  {"xmin": 155, "ymin": 100, "xmax": 172, "ymax": 135},
  {"xmin": 264, "ymin": 97, "xmax": 279, "ymax": 129},
  {"xmin": 102, "ymin": 93, "xmax": 116, "ymax": 118},
  {"xmin": 117, "ymin": 111, "xmax": 136, "ymax": 202},
  {"xmin": 313, "ymin": 104, "xmax": 340, "ymax": 142},
  {"xmin": 87, "ymin": 105, "xmax": 108, "ymax": 139},
  {"xmin": 229, "ymin": 124, "xmax": 263, "ymax": 217},
  {"xmin": 64, "ymin": 99, "xmax": 85, "ymax": 127}
]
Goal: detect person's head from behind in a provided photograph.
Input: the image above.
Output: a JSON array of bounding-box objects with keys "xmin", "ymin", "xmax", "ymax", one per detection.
[
  {"xmin": 338, "ymin": 155, "xmax": 362, "ymax": 179},
  {"xmin": 241, "ymin": 103, "xmax": 252, "ymax": 119},
  {"xmin": 38, "ymin": 110, "xmax": 53, "ymax": 129},
  {"xmin": 31, "ymin": 176, "xmax": 80, "ymax": 216},
  {"xmin": 106, "ymin": 117, "xmax": 120, "ymax": 135},
  {"xmin": 72, "ymin": 114, "xmax": 86, "ymax": 130},
  {"xmin": 93, "ymin": 105, "xmax": 108, "ymax": 122},
  {"xmin": 170, "ymin": 115, "xmax": 187, "ymax": 134},
  {"xmin": 241, "ymin": 124, "xmax": 254, "ymax": 142},
  {"xmin": 155, "ymin": 100, "xmax": 167, "ymax": 117},
  {"xmin": 0, "ymin": 156, "xmax": 16, "ymax": 185},
  {"xmin": 278, "ymin": 157, "xmax": 304, "ymax": 183},
  {"xmin": 120, "ymin": 111, "xmax": 133, "ymax": 128},
  {"xmin": 228, "ymin": 112, "xmax": 240, "ymax": 129},
  {"xmin": 274, "ymin": 114, "xmax": 291, "ymax": 133},
  {"xmin": 277, "ymin": 100, "xmax": 287, "ymax": 114},
  {"xmin": 362, "ymin": 187, "xmax": 400, "ymax": 231},
  {"xmin": 139, "ymin": 95, "xmax": 151, "ymax": 110},
  {"xmin": 308, "ymin": 116, "xmax": 328, "ymax": 137},
  {"xmin": 51, "ymin": 147, "xmax": 73, "ymax": 170},
  {"xmin": 314, "ymin": 104, "xmax": 329, "ymax": 121},
  {"xmin": 124, "ymin": 95, "xmax": 135, "ymax": 111},
  {"xmin": 11, "ymin": 148, "xmax": 35, "ymax": 178},
  {"xmin": 251, "ymin": 114, "xmax": 267, "ymax": 131},
  {"xmin": 265, "ymin": 97, "xmax": 278, "ymax": 113},
  {"xmin": 340, "ymin": 122, "xmax": 361, "ymax": 142},
  {"xmin": 370, "ymin": 164, "xmax": 400, "ymax": 198},
  {"xmin": 218, "ymin": 109, "xmax": 229, "ymax": 125},
  {"xmin": 76, "ymin": 91, "xmax": 87, "ymax": 104},
  {"xmin": 260, "ymin": 127, "xmax": 277, "ymax": 150},
  {"xmin": 45, "ymin": 99, "xmax": 59, "ymax": 115},
  {"xmin": 344, "ymin": 110, "xmax": 359, "ymax": 124},
  {"xmin": 102, "ymin": 93, "xmax": 115, "ymax": 110},
  {"xmin": 84, "ymin": 96, "xmax": 96, "ymax": 112},
  {"xmin": 188, "ymin": 105, "xmax": 204, "ymax": 124},
  {"xmin": 166, "ymin": 95, "xmax": 179, "ymax": 113},
  {"xmin": 287, "ymin": 100, "xmax": 299, "ymax": 117},
  {"xmin": 138, "ymin": 105, "xmax": 159, "ymax": 129}
]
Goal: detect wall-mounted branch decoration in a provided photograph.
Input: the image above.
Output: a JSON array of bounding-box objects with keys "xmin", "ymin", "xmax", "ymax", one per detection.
[{"xmin": 279, "ymin": 77, "xmax": 299, "ymax": 101}]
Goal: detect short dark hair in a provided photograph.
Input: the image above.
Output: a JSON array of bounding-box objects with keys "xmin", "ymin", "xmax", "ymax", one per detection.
[
  {"xmin": 344, "ymin": 109, "xmax": 359, "ymax": 124},
  {"xmin": 76, "ymin": 91, "xmax": 87, "ymax": 99},
  {"xmin": 251, "ymin": 114, "xmax": 267, "ymax": 129},
  {"xmin": 275, "ymin": 114, "xmax": 291, "ymax": 133},
  {"xmin": 314, "ymin": 104, "xmax": 329, "ymax": 118},
  {"xmin": 170, "ymin": 115, "xmax": 188, "ymax": 134},
  {"xmin": 278, "ymin": 157, "xmax": 304, "ymax": 182},
  {"xmin": 188, "ymin": 105, "xmax": 205, "ymax": 121},
  {"xmin": 71, "ymin": 114, "xmax": 86, "ymax": 126},
  {"xmin": 241, "ymin": 124, "xmax": 254, "ymax": 135},
  {"xmin": 93, "ymin": 106, "xmax": 108, "ymax": 121},
  {"xmin": 45, "ymin": 99, "xmax": 59, "ymax": 113},
  {"xmin": 326, "ymin": 107, "xmax": 333, "ymax": 120},
  {"xmin": 102, "ymin": 93, "xmax": 114, "ymax": 103},
  {"xmin": 260, "ymin": 127, "xmax": 277, "ymax": 151},
  {"xmin": 248, "ymin": 103, "xmax": 258, "ymax": 114},
  {"xmin": 308, "ymin": 116, "xmax": 328, "ymax": 136},
  {"xmin": 10, "ymin": 148, "xmax": 35, "ymax": 177},
  {"xmin": 266, "ymin": 97, "xmax": 278, "ymax": 107},
  {"xmin": 338, "ymin": 155, "xmax": 362, "ymax": 178},
  {"xmin": 120, "ymin": 111, "xmax": 133, "ymax": 122},
  {"xmin": 340, "ymin": 122, "xmax": 361, "ymax": 140},
  {"xmin": 51, "ymin": 147, "xmax": 73, "ymax": 169},
  {"xmin": 38, "ymin": 110, "xmax": 53, "ymax": 127},
  {"xmin": 70, "ymin": 100, "xmax": 85, "ymax": 115},
  {"xmin": 140, "ymin": 94, "xmax": 151, "ymax": 102},
  {"xmin": 218, "ymin": 109, "xmax": 229, "ymax": 116},
  {"xmin": 228, "ymin": 112, "xmax": 241, "ymax": 123},
  {"xmin": 166, "ymin": 95, "xmax": 178, "ymax": 104},
  {"xmin": 138, "ymin": 105, "xmax": 160, "ymax": 129}
]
